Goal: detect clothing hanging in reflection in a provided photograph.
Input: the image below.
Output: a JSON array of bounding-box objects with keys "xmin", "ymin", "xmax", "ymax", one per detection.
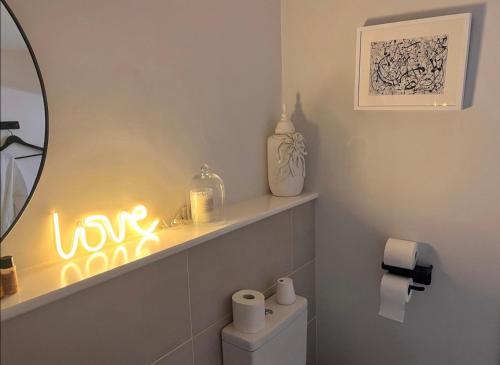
[
  {"xmin": 0, "ymin": 130, "xmax": 43, "ymax": 230},
  {"xmin": 1, "ymin": 151, "xmax": 28, "ymax": 235}
]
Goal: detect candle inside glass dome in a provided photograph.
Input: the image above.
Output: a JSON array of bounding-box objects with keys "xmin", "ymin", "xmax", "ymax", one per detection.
[{"xmin": 190, "ymin": 188, "xmax": 214, "ymax": 223}]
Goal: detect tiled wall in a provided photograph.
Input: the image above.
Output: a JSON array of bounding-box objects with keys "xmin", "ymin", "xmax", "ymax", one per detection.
[{"xmin": 1, "ymin": 201, "xmax": 316, "ymax": 365}]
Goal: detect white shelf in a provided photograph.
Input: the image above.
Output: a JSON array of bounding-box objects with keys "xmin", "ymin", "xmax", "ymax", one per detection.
[{"xmin": 0, "ymin": 192, "xmax": 318, "ymax": 321}]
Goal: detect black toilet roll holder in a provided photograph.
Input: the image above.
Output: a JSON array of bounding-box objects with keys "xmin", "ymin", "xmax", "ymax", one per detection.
[{"xmin": 381, "ymin": 262, "xmax": 433, "ymax": 293}]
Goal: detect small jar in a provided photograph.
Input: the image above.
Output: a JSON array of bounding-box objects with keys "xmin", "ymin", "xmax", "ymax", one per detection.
[
  {"xmin": 188, "ymin": 164, "xmax": 225, "ymax": 224},
  {"xmin": 1, "ymin": 256, "xmax": 19, "ymax": 296}
]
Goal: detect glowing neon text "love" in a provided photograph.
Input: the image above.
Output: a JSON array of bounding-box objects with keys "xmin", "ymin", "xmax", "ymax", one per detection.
[{"xmin": 53, "ymin": 205, "xmax": 159, "ymax": 260}]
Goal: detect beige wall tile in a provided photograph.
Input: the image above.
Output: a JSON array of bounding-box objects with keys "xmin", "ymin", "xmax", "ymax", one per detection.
[
  {"xmin": 188, "ymin": 211, "xmax": 292, "ymax": 334},
  {"xmin": 307, "ymin": 319, "xmax": 317, "ymax": 365},
  {"xmin": 153, "ymin": 341, "xmax": 194, "ymax": 365},
  {"xmin": 263, "ymin": 283, "xmax": 277, "ymax": 298},
  {"xmin": 1, "ymin": 252, "xmax": 191, "ymax": 365},
  {"xmin": 193, "ymin": 315, "xmax": 232, "ymax": 365},
  {"xmin": 292, "ymin": 260, "xmax": 316, "ymax": 320},
  {"xmin": 292, "ymin": 201, "xmax": 316, "ymax": 269},
  {"xmin": 1, "ymin": 204, "xmax": 315, "ymax": 364}
]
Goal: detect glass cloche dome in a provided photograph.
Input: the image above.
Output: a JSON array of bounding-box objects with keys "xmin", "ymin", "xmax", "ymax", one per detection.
[{"xmin": 188, "ymin": 164, "xmax": 225, "ymax": 224}]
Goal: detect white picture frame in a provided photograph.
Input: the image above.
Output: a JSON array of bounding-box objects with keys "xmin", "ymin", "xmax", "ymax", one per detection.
[{"xmin": 354, "ymin": 14, "xmax": 471, "ymax": 110}]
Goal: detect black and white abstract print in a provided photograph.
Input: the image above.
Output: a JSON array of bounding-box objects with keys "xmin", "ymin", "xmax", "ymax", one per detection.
[{"xmin": 369, "ymin": 35, "xmax": 448, "ymax": 95}]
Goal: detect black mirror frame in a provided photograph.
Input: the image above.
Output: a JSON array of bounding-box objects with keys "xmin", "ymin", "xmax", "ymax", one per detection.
[{"xmin": 0, "ymin": 0, "xmax": 49, "ymax": 242}]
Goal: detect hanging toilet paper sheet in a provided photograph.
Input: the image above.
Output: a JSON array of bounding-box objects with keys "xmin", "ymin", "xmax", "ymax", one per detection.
[{"xmin": 379, "ymin": 273, "xmax": 413, "ymax": 323}]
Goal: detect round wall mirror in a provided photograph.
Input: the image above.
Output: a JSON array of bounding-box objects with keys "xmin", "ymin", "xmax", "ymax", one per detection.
[{"xmin": 1, "ymin": 1, "xmax": 48, "ymax": 241}]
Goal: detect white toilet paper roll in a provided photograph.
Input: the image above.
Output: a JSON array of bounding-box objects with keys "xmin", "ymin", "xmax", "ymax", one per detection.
[
  {"xmin": 379, "ymin": 273, "xmax": 413, "ymax": 323},
  {"xmin": 384, "ymin": 238, "xmax": 418, "ymax": 270},
  {"xmin": 232, "ymin": 289, "xmax": 265, "ymax": 334},
  {"xmin": 276, "ymin": 277, "xmax": 296, "ymax": 305}
]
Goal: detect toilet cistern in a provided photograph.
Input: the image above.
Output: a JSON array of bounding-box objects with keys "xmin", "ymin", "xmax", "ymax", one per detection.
[{"xmin": 222, "ymin": 294, "xmax": 308, "ymax": 365}]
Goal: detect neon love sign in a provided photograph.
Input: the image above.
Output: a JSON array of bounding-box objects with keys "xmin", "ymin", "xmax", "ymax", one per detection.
[{"xmin": 53, "ymin": 205, "xmax": 160, "ymax": 260}]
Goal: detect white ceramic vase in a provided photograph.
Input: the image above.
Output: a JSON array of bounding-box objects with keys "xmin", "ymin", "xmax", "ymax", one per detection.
[{"xmin": 267, "ymin": 105, "xmax": 306, "ymax": 197}]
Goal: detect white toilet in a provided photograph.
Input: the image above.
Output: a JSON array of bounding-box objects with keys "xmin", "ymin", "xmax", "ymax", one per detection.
[{"xmin": 222, "ymin": 294, "xmax": 308, "ymax": 365}]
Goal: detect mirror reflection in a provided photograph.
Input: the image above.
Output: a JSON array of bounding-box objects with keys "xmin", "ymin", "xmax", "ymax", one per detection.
[{"xmin": 1, "ymin": 3, "xmax": 47, "ymax": 238}]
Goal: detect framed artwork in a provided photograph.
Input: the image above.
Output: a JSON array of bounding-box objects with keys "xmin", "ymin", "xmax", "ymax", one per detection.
[{"xmin": 354, "ymin": 14, "xmax": 471, "ymax": 110}]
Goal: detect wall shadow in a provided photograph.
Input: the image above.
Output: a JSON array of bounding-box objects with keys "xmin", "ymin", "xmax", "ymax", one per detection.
[
  {"xmin": 290, "ymin": 92, "xmax": 320, "ymax": 190},
  {"xmin": 364, "ymin": 3, "xmax": 487, "ymax": 109}
]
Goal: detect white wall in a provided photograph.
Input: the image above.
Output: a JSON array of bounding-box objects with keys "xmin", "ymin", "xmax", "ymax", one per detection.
[
  {"xmin": 2, "ymin": 0, "xmax": 281, "ymax": 268},
  {"xmin": 283, "ymin": 0, "xmax": 499, "ymax": 364}
]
